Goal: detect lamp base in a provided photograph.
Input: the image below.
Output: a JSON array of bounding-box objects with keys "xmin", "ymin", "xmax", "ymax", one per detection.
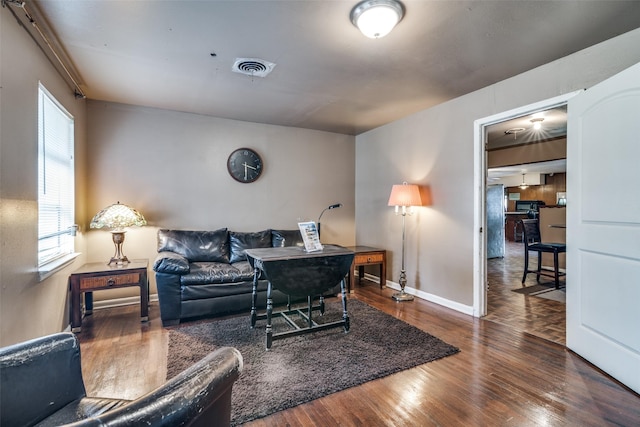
[
  {"xmin": 108, "ymin": 255, "xmax": 130, "ymax": 266},
  {"xmin": 108, "ymin": 231, "xmax": 130, "ymax": 266},
  {"xmin": 392, "ymin": 290, "xmax": 414, "ymax": 302}
]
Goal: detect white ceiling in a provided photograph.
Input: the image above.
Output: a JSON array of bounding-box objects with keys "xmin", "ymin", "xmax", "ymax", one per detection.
[
  {"xmin": 486, "ymin": 106, "xmax": 567, "ymax": 150},
  {"xmin": 23, "ymin": 1, "xmax": 640, "ymax": 135},
  {"xmin": 486, "ymin": 105, "xmax": 567, "ymax": 181},
  {"xmin": 488, "ymin": 159, "xmax": 567, "ymax": 185}
]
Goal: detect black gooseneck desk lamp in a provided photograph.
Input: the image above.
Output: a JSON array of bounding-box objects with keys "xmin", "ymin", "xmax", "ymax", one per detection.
[{"xmin": 317, "ymin": 203, "xmax": 342, "ymax": 240}]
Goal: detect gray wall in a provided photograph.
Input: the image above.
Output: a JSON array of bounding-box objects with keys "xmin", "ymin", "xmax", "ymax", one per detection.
[
  {"xmin": 1, "ymin": 7, "xmax": 88, "ymax": 346},
  {"xmin": 84, "ymin": 101, "xmax": 356, "ymax": 298},
  {"xmin": 355, "ymin": 28, "xmax": 640, "ymax": 310}
]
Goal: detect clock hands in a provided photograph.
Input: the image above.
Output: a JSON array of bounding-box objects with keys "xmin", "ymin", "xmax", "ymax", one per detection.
[
  {"xmin": 243, "ymin": 162, "xmax": 258, "ymax": 181},
  {"xmin": 243, "ymin": 162, "xmax": 257, "ymax": 171}
]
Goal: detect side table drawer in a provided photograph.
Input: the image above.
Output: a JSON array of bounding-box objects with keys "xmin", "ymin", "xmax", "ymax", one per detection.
[
  {"xmin": 80, "ymin": 273, "xmax": 140, "ymax": 290},
  {"xmin": 354, "ymin": 253, "xmax": 384, "ymax": 264}
]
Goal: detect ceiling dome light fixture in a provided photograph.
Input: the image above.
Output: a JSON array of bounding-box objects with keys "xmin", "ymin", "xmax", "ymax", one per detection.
[
  {"xmin": 530, "ymin": 117, "xmax": 544, "ymax": 130},
  {"xmin": 350, "ymin": 0, "xmax": 405, "ymax": 39}
]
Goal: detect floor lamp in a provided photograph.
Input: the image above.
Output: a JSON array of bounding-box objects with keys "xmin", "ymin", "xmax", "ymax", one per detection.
[{"xmin": 388, "ymin": 182, "xmax": 422, "ymax": 302}]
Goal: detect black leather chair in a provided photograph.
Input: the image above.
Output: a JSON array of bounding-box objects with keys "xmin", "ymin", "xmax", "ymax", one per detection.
[
  {"xmin": 520, "ymin": 219, "xmax": 566, "ymax": 288},
  {"xmin": 0, "ymin": 332, "xmax": 242, "ymax": 426}
]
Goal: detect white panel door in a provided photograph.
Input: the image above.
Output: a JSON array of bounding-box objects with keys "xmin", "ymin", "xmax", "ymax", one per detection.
[{"xmin": 567, "ymin": 62, "xmax": 640, "ymax": 394}]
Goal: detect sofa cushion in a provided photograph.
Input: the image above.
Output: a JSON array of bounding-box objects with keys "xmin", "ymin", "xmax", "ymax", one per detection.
[
  {"xmin": 181, "ymin": 279, "xmax": 268, "ymax": 301},
  {"xmin": 153, "ymin": 252, "xmax": 190, "ymax": 274},
  {"xmin": 180, "ymin": 262, "xmax": 251, "ymax": 286},
  {"xmin": 157, "ymin": 229, "xmax": 230, "ymax": 263},
  {"xmin": 271, "ymin": 229, "xmax": 305, "ymax": 248},
  {"xmin": 229, "ymin": 230, "xmax": 272, "ymax": 263},
  {"xmin": 231, "ymin": 260, "xmax": 262, "ymax": 280},
  {"xmin": 34, "ymin": 398, "xmax": 130, "ymax": 426}
]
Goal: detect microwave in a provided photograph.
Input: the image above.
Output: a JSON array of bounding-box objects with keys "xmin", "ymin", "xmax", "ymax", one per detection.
[{"xmin": 515, "ymin": 200, "xmax": 545, "ymax": 212}]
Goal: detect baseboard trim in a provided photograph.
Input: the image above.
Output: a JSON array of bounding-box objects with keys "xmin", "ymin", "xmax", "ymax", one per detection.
[
  {"xmin": 91, "ymin": 294, "xmax": 159, "ymax": 311},
  {"xmin": 364, "ymin": 273, "xmax": 474, "ymax": 316}
]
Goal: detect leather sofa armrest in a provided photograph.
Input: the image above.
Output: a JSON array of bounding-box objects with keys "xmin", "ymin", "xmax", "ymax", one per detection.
[
  {"xmin": 75, "ymin": 347, "xmax": 243, "ymax": 427},
  {"xmin": 155, "ymin": 272, "xmax": 182, "ymax": 326},
  {"xmin": 153, "ymin": 252, "xmax": 190, "ymax": 274}
]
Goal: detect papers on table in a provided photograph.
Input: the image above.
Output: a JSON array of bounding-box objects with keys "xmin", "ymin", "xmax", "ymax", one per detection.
[{"xmin": 298, "ymin": 221, "xmax": 323, "ymax": 252}]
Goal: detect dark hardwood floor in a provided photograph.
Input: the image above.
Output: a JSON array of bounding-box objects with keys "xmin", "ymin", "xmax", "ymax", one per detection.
[
  {"xmin": 485, "ymin": 240, "xmax": 566, "ymax": 345},
  {"xmin": 77, "ymin": 277, "xmax": 640, "ymax": 426}
]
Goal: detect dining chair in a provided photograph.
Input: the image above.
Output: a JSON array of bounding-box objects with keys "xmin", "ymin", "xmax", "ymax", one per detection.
[{"xmin": 520, "ymin": 218, "xmax": 566, "ymax": 288}]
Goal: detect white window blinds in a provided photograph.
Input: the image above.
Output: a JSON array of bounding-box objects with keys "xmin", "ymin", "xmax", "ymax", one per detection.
[{"xmin": 38, "ymin": 84, "xmax": 75, "ymax": 266}]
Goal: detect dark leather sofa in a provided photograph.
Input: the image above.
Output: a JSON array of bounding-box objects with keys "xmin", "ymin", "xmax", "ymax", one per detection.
[
  {"xmin": 153, "ymin": 228, "xmax": 339, "ymax": 326},
  {"xmin": 0, "ymin": 332, "xmax": 242, "ymax": 426}
]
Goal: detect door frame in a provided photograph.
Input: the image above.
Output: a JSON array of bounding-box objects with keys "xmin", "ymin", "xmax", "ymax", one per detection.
[{"xmin": 472, "ymin": 91, "xmax": 582, "ymax": 317}]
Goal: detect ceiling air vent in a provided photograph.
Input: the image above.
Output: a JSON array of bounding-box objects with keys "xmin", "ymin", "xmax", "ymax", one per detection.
[{"xmin": 232, "ymin": 58, "xmax": 276, "ymax": 78}]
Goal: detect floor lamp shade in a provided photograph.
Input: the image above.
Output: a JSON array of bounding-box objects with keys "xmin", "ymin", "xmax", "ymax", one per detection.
[
  {"xmin": 90, "ymin": 202, "xmax": 147, "ymax": 265},
  {"xmin": 388, "ymin": 183, "xmax": 422, "ymax": 210}
]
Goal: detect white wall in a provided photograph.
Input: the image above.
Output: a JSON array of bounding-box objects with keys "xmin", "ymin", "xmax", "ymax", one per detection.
[
  {"xmin": 85, "ymin": 101, "xmax": 356, "ymax": 298},
  {"xmin": 355, "ymin": 28, "xmax": 640, "ymax": 311},
  {"xmin": 1, "ymin": 7, "xmax": 88, "ymax": 346}
]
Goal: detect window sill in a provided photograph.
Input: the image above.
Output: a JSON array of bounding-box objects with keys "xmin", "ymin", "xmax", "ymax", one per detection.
[{"xmin": 38, "ymin": 253, "xmax": 81, "ymax": 281}]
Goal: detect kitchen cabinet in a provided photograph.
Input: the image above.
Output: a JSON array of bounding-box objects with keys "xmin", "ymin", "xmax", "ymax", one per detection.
[{"xmin": 505, "ymin": 212, "xmax": 528, "ymax": 242}]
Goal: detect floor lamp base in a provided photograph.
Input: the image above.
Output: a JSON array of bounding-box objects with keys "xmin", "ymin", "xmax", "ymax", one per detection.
[{"xmin": 392, "ymin": 290, "xmax": 414, "ymax": 302}]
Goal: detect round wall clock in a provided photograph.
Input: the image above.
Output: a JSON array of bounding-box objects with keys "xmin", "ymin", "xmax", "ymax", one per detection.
[{"xmin": 227, "ymin": 148, "xmax": 263, "ymax": 183}]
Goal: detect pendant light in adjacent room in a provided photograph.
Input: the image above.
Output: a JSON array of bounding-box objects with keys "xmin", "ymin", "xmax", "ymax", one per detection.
[{"xmin": 519, "ymin": 174, "xmax": 529, "ymax": 190}]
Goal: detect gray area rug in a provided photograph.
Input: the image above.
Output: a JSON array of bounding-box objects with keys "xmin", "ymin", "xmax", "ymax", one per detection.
[
  {"xmin": 167, "ymin": 299, "xmax": 459, "ymax": 425},
  {"xmin": 534, "ymin": 288, "xmax": 566, "ymax": 303}
]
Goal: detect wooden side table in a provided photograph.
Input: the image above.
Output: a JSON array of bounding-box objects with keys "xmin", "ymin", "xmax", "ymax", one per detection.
[
  {"xmin": 69, "ymin": 259, "xmax": 149, "ymax": 332},
  {"xmin": 346, "ymin": 246, "xmax": 386, "ymax": 293}
]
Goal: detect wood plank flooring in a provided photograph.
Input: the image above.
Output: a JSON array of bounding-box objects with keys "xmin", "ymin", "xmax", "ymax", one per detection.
[
  {"xmin": 486, "ymin": 240, "xmax": 566, "ymax": 345},
  {"xmin": 76, "ymin": 279, "xmax": 640, "ymax": 426}
]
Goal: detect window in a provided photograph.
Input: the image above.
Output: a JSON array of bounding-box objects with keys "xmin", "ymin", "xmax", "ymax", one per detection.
[{"xmin": 38, "ymin": 83, "xmax": 75, "ymax": 268}]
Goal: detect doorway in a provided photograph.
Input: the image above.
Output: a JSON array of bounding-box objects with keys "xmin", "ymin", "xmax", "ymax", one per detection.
[
  {"xmin": 474, "ymin": 91, "xmax": 580, "ymax": 342},
  {"xmin": 486, "ymin": 112, "xmax": 568, "ymax": 344}
]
